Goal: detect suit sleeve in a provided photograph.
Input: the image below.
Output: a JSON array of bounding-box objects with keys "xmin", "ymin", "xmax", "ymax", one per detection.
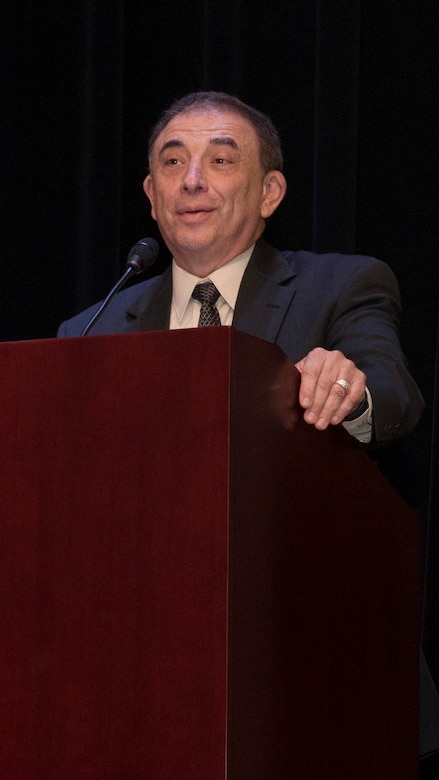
[{"xmin": 324, "ymin": 257, "xmax": 424, "ymax": 444}]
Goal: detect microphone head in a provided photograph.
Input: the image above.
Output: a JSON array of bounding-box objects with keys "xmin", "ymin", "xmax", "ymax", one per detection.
[{"xmin": 126, "ymin": 237, "xmax": 159, "ymax": 274}]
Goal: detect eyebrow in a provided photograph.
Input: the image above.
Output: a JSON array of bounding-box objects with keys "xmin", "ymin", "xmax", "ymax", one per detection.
[
  {"xmin": 211, "ymin": 136, "xmax": 239, "ymax": 150},
  {"xmin": 158, "ymin": 136, "xmax": 240, "ymax": 156}
]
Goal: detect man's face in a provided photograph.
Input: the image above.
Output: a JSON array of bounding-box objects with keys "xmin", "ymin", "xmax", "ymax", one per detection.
[{"xmin": 144, "ymin": 108, "xmax": 286, "ymax": 273}]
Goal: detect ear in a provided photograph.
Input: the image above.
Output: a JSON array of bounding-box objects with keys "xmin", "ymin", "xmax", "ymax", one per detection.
[
  {"xmin": 260, "ymin": 170, "xmax": 287, "ymax": 219},
  {"xmin": 143, "ymin": 175, "xmax": 157, "ymax": 221}
]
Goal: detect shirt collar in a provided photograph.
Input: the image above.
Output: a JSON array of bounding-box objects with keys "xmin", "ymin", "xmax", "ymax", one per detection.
[{"xmin": 171, "ymin": 245, "xmax": 254, "ymax": 323}]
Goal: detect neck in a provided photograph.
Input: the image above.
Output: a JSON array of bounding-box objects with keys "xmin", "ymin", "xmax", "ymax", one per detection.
[
  {"xmin": 171, "ymin": 237, "xmax": 261, "ymax": 277},
  {"xmin": 173, "ymin": 256, "xmax": 234, "ymax": 277}
]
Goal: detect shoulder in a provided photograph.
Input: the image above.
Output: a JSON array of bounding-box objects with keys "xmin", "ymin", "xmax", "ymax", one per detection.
[
  {"xmin": 246, "ymin": 239, "xmax": 400, "ymax": 308},
  {"xmin": 281, "ymin": 246, "xmax": 395, "ymax": 278},
  {"xmin": 259, "ymin": 240, "xmax": 399, "ymax": 295},
  {"xmin": 254, "ymin": 238, "xmax": 393, "ymax": 274},
  {"xmin": 57, "ymin": 273, "xmax": 166, "ymax": 337}
]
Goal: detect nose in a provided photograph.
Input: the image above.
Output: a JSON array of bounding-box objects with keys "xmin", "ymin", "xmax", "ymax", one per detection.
[{"xmin": 182, "ymin": 157, "xmax": 207, "ymax": 193}]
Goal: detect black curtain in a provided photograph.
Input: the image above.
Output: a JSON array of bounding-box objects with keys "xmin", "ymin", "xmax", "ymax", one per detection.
[{"xmin": 2, "ymin": 0, "xmax": 438, "ymax": 678}]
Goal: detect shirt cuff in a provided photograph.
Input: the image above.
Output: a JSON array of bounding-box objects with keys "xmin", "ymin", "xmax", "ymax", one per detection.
[{"xmin": 342, "ymin": 386, "xmax": 373, "ymax": 443}]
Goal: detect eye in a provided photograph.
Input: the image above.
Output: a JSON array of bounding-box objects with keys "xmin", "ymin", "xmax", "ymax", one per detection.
[{"xmin": 165, "ymin": 158, "xmax": 181, "ymax": 166}]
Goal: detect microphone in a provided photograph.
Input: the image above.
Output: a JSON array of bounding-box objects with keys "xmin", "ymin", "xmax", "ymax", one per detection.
[
  {"xmin": 126, "ymin": 237, "xmax": 160, "ymax": 273},
  {"xmin": 80, "ymin": 237, "xmax": 159, "ymax": 336}
]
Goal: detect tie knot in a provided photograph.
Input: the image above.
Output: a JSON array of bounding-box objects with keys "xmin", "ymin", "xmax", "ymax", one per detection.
[{"xmin": 191, "ymin": 281, "xmax": 220, "ymax": 307}]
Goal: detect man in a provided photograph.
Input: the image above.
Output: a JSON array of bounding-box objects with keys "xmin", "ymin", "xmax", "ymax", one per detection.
[
  {"xmin": 59, "ymin": 92, "xmax": 438, "ymax": 764},
  {"xmin": 58, "ymin": 91, "xmax": 424, "ymax": 444}
]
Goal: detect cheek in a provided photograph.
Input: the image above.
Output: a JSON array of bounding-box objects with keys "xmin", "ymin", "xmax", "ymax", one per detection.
[
  {"xmin": 225, "ymin": 184, "xmax": 250, "ymax": 213},
  {"xmin": 231, "ymin": 187, "xmax": 262, "ymax": 220},
  {"xmin": 149, "ymin": 191, "xmax": 168, "ymax": 222},
  {"xmin": 156, "ymin": 184, "xmax": 178, "ymax": 214}
]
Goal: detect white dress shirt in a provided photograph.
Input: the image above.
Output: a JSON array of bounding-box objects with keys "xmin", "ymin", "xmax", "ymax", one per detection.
[{"xmin": 169, "ymin": 247, "xmax": 253, "ymax": 329}]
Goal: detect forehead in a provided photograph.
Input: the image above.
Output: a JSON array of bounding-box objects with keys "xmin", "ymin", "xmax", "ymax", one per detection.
[{"xmin": 152, "ymin": 108, "xmax": 259, "ymax": 154}]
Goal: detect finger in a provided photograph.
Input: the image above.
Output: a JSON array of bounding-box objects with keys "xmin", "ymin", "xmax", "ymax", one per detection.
[
  {"xmin": 329, "ymin": 377, "xmax": 367, "ymax": 424},
  {"xmin": 295, "ymin": 347, "xmax": 330, "ymax": 409},
  {"xmin": 296, "ymin": 349, "xmax": 366, "ymax": 429},
  {"xmin": 308, "ymin": 373, "xmax": 366, "ymax": 429},
  {"xmin": 300, "ymin": 351, "xmax": 355, "ymax": 415}
]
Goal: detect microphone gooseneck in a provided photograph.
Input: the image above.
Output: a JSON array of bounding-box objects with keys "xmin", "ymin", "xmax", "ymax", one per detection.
[{"xmin": 80, "ymin": 238, "xmax": 159, "ymax": 336}]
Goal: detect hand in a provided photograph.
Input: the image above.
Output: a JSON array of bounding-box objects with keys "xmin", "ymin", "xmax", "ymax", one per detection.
[{"xmin": 295, "ymin": 348, "xmax": 367, "ymax": 430}]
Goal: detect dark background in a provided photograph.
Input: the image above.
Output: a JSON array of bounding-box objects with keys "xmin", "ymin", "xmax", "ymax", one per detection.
[{"xmin": 2, "ymin": 1, "xmax": 438, "ymax": 682}]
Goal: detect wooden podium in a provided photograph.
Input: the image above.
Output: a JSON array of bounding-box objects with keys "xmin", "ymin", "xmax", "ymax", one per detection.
[{"xmin": 0, "ymin": 328, "xmax": 419, "ymax": 778}]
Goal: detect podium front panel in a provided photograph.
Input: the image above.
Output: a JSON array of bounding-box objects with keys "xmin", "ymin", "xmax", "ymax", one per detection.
[{"xmin": 0, "ymin": 329, "xmax": 419, "ymax": 778}]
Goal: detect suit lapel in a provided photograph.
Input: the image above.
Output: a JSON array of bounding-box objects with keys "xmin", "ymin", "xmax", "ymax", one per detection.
[
  {"xmin": 124, "ymin": 265, "xmax": 172, "ymax": 332},
  {"xmin": 233, "ymin": 239, "xmax": 298, "ymax": 343}
]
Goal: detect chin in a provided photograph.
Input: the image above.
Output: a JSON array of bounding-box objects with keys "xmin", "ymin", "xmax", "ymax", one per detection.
[{"xmin": 172, "ymin": 232, "xmax": 219, "ymax": 255}]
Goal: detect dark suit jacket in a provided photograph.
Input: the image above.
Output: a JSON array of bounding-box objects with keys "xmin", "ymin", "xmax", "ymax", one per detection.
[{"xmin": 58, "ymin": 238, "xmax": 424, "ymax": 444}]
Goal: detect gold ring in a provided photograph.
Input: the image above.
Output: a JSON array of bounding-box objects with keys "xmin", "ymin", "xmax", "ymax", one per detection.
[{"xmin": 335, "ymin": 378, "xmax": 350, "ymax": 393}]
